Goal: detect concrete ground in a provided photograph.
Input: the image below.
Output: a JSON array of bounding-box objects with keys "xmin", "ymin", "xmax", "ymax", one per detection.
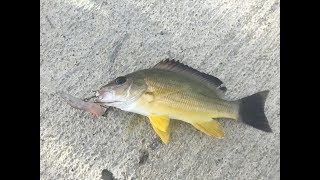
[{"xmin": 40, "ymin": 0, "xmax": 279, "ymax": 179}]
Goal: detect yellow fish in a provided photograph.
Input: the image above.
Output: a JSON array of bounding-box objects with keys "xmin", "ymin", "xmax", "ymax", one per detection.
[{"xmin": 93, "ymin": 59, "xmax": 272, "ymax": 144}]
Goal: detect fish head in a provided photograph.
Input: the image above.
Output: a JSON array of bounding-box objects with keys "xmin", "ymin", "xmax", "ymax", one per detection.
[{"xmin": 95, "ymin": 73, "xmax": 147, "ymax": 107}]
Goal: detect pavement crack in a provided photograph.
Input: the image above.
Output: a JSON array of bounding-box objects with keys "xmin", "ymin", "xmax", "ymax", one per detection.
[
  {"xmin": 108, "ymin": 33, "xmax": 130, "ymax": 66},
  {"xmin": 45, "ymin": 15, "xmax": 55, "ymax": 29}
]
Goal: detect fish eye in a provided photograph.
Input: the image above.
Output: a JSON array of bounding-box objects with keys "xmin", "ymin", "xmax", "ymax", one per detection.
[{"xmin": 115, "ymin": 76, "xmax": 126, "ymax": 85}]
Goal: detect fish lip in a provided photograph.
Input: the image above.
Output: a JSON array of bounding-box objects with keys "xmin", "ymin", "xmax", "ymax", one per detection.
[
  {"xmin": 95, "ymin": 90, "xmax": 121, "ymax": 104},
  {"xmin": 93, "ymin": 98, "xmax": 121, "ymax": 104},
  {"xmin": 103, "ymin": 101, "xmax": 121, "ymax": 103}
]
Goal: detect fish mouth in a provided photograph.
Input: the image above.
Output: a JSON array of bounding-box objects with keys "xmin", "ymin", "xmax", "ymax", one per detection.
[
  {"xmin": 93, "ymin": 98, "xmax": 121, "ymax": 104},
  {"xmin": 83, "ymin": 95, "xmax": 120, "ymax": 104},
  {"xmin": 96, "ymin": 100, "xmax": 120, "ymax": 104}
]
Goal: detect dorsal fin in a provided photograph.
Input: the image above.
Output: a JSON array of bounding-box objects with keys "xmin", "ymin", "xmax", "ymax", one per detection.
[{"xmin": 153, "ymin": 59, "xmax": 227, "ymax": 94}]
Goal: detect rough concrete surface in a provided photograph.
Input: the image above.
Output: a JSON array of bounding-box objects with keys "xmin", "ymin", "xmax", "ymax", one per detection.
[{"xmin": 40, "ymin": 0, "xmax": 279, "ymax": 179}]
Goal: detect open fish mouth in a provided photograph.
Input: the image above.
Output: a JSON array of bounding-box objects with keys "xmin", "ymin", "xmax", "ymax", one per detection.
[
  {"xmin": 95, "ymin": 100, "xmax": 121, "ymax": 104},
  {"xmin": 92, "ymin": 97, "xmax": 121, "ymax": 104},
  {"xmin": 79, "ymin": 94, "xmax": 118, "ymax": 107}
]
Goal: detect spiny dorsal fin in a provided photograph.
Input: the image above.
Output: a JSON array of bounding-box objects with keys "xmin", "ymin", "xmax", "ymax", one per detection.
[{"xmin": 153, "ymin": 59, "xmax": 227, "ymax": 94}]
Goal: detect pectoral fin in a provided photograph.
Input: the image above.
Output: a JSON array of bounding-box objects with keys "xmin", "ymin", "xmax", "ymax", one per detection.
[
  {"xmin": 192, "ymin": 119, "xmax": 224, "ymax": 138},
  {"xmin": 148, "ymin": 114, "xmax": 171, "ymax": 144}
]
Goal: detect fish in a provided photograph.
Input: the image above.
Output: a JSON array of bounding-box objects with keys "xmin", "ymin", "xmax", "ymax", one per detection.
[{"xmin": 66, "ymin": 59, "xmax": 272, "ymax": 144}]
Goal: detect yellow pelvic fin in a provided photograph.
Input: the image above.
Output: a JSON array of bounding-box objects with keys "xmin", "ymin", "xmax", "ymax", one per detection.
[
  {"xmin": 192, "ymin": 119, "xmax": 224, "ymax": 139},
  {"xmin": 148, "ymin": 114, "xmax": 171, "ymax": 144}
]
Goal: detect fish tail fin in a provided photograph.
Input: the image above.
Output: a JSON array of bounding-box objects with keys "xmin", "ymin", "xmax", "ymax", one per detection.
[{"xmin": 237, "ymin": 90, "xmax": 272, "ymax": 132}]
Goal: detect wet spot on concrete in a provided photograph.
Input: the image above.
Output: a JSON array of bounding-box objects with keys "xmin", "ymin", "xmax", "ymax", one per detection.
[
  {"xmin": 126, "ymin": 114, "xmax": 146, "ymax": 132},
  {"xmin": 215, "ymin": 158, "xmax": 223, "ymax": 165},
  {"xmin": 138, "ymin": 150, "xmax": 149, "ymax": 165},
  {"xmin": 148, "ymin": 138, "xmax": 162, "ymax": 150},
  {"xmin": 101, "ymin": 169, "xmax": 115, "ymax": 180}
]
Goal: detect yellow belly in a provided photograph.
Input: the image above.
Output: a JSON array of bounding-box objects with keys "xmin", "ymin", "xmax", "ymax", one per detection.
[
  {"xmin": 127, "ymin": 91, "xmax": 237, "ymax": 124},
  {"xmin": 148, "ymin": 100, "xmax": 213, "ymax": 123}
]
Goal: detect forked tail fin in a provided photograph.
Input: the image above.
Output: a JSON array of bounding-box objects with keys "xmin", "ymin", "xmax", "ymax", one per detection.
[{"xmin": 237, "ymin": 90, "xmax": 272, "ymax": 132}]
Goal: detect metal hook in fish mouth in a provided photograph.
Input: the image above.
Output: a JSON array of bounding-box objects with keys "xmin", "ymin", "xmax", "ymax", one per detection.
[
  {"xmin": 83, "ymin": 90, "xmax": 100, "ymax": 102},
  {"xmin": 83, "ymin": 95, "xmax": 97, "ymax": 102}
]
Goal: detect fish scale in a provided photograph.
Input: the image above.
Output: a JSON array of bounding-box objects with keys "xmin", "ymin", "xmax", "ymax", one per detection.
[
  {"xmin": 147, "ymin": 83, "xmax": 238, "ymax": 120},
  {"xmin": 144, "ymin": 74, "xmax": 234, "ymax": 113}
]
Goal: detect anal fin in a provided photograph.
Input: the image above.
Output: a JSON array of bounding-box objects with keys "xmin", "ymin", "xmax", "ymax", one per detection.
[
  {"xmin": 192, "ymin": 119, "xmax": 224, "ymax": 139},
  {"xmin": 148, "ymin": 114, "xmax": 171, "ymax": 144}
]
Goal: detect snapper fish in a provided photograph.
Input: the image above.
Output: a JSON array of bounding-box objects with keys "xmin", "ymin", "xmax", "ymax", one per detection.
[{"xmin": 62, "ymin": 59, "xmax": 272, "ymax": 144}]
